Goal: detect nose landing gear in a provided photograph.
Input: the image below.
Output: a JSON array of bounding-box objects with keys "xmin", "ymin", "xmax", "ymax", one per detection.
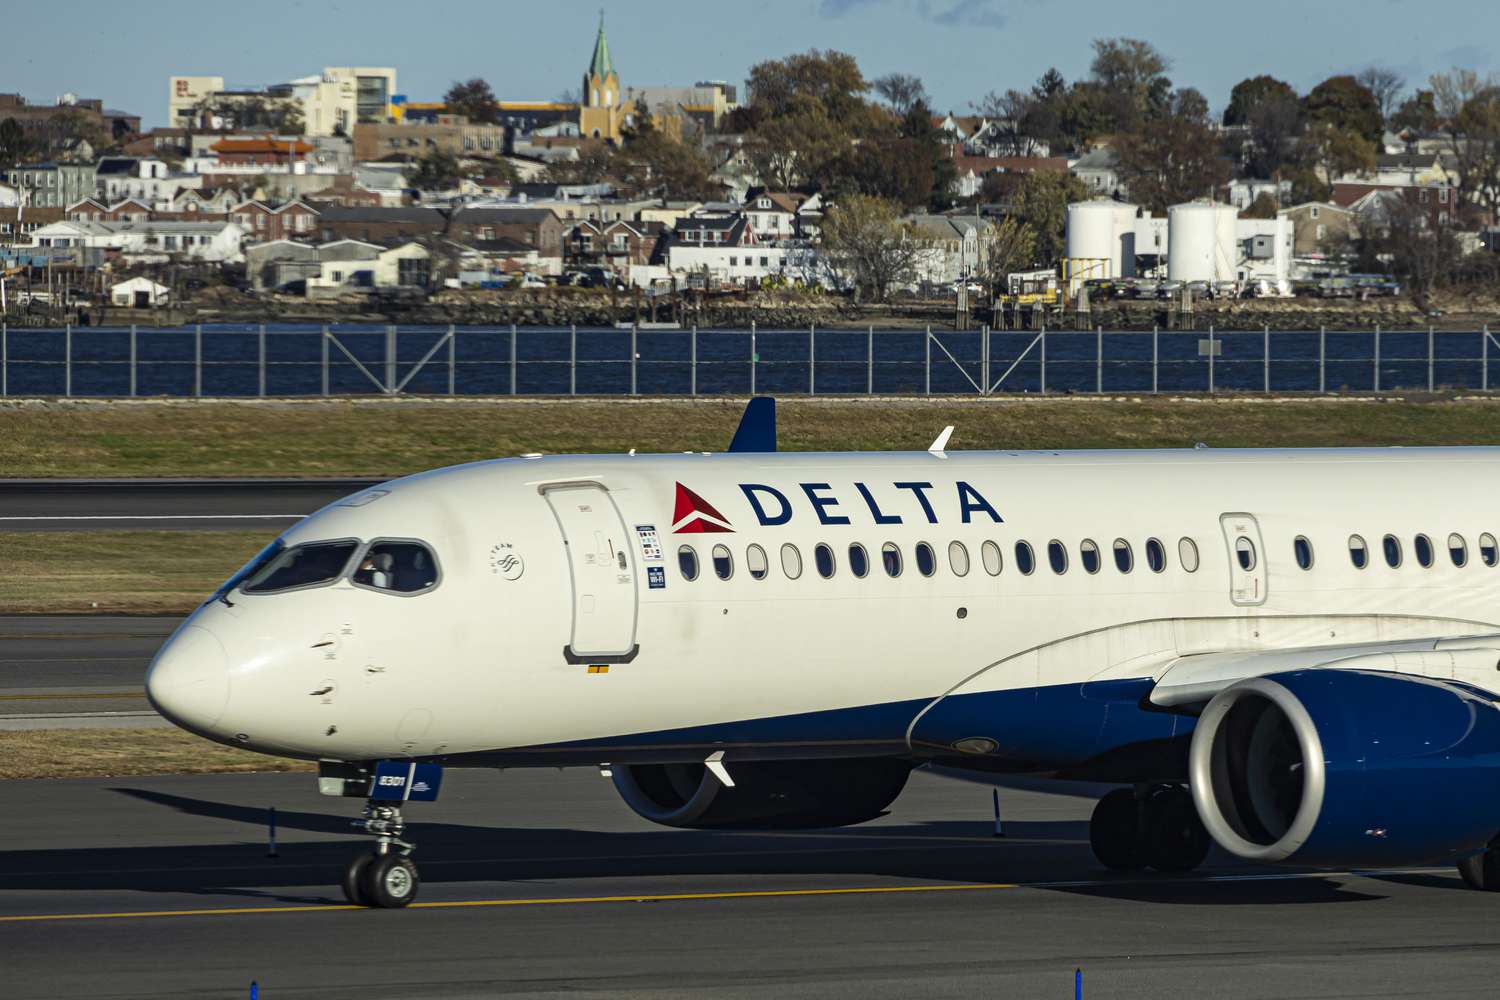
[
  {"xmin": 1089, "ymin": 783, "xmax": 1210, "ymax": 873},
  {"xmin": 342, "ymin": 801, "xmax": 421, "ymax": 908}
]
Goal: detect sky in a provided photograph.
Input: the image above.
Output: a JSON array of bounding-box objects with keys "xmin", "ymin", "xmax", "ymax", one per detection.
[{"xmin": 5, "ymin": 0, "xmax": 1497, "ymax": 128}]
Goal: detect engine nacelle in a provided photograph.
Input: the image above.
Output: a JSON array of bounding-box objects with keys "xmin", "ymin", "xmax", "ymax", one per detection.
[
  {"xmin": 612, "ymin": 758, "xmax": 912, "ymax": 829},
  {"xmin": 1190, "ymin": 669, "xmax": 1500, "ymax": 866}
]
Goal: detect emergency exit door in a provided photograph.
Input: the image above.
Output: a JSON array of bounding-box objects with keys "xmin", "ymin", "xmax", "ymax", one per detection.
[
  {"xmin": 1219, "ymin": 512, "xmax": 1267, "ymax": 606},
  {"xmin": 544, "ymin": 484, "xmax": 639, "ymax": 661}
]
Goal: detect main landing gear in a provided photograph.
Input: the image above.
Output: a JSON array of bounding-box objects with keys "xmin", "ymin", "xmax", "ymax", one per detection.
[
  {"xmin": 1089, "ymin": 784, "xmax": 1210, "ymax": 873},
  {"xmin": 342, "ymin": 800, "xmax": 421, "ymax": 908},
  {"xmin": 1458, "ymin": 835, "xmax": 1500, "ymax": 891}
]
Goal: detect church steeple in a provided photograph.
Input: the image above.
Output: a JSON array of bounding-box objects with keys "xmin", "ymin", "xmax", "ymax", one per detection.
[
  {"xmin": 588, "ymin": 12, "xmax": 613, "ymax": 82},
  {"xmin": 579, "ymin": 9, "xmax": 623, "ymax": 142}
]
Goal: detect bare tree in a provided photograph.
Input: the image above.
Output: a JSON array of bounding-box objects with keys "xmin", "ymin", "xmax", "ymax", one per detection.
[
  {"xmin": 819, "ymin": 194, "xmax": 929, "ymax": 302},
  {"xmin": 873, "ymin": 73, "xmax": 928, "ymax": 116},
  {"xmin": 1357, "ymin": 67, "xmax": 1406, "ymax": 123},
  {"xmin": 1431, "ymin": 69, "xmax": 1500, "ymax": 224},
  {"xmin": 976, "ymin": 216, "xmax": 1038, "ymax": 292},
  {"xmin": 972, "ymin": 89, "xmax": 1045, "ymax": 156}
]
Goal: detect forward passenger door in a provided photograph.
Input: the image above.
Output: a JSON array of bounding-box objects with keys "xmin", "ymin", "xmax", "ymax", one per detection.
[
  {"xmin": 1220, "ymin": 512, "xmax": 1267, "ymax": 607},
  {"xmin": 544, "ymin": 483, "xmax": 639, "ymax": 661}
]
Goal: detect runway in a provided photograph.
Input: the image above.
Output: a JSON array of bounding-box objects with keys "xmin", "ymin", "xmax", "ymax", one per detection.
[
  {"xmin": 1, "ymin": 767, "xmax": 1497, "ymax": 999},
  {"xmin": 0, "ymin": 478, "xmax": 382, "ymax": 532},
  {"xmin": 0, "ymin": 616, "xmax": 175, "ymax": 728}
]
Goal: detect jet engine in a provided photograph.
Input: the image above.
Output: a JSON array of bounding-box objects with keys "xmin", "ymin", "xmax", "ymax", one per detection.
[
  {"xmin": 1189, "ymin": 669, "xmax": 1500, "ymax": 866},
  {"xmin": 612, "ymin": 758, "xmax": 913, "ymax": 829}
]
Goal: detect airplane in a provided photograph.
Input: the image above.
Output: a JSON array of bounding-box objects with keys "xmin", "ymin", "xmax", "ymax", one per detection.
[{"xmin": 146, "ymin": 398, "xmax": 1500, "ymax": 908}]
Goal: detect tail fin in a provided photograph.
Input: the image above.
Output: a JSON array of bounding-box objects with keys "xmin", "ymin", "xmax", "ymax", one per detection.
[{"xmin": 728, "ymin": 397, "xmax": 776, "ymax": 453}]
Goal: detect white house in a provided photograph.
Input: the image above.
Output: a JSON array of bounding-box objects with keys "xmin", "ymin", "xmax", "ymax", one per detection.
[
  {"xmin": 30, "ymin": 219, "xmax": 247, "ymax": 262},
  {"xmin": 307, "ymin": 240, "xmax": 432, "ymax": 292},
  {"xmin": 1228, "ymin": 178, "xmax": 1292, "ymax": 212},
  {"xmin": 1070, "ymin": 148, "xmax": 1124, "ymax": 198},
  {"xmin": 0, "ymin": 182, "xmax": 18, "ymax": 208},
  {"xmin": 96, "ymin": 157, "xmax": 199, "ymax": 209},
  {"xmin": 906, "ymin": 214, "xmax": 992, "ymax": 287},
  {"xmin": 110, "ymin": 276, "xmax": 170, "ymax": 307}
]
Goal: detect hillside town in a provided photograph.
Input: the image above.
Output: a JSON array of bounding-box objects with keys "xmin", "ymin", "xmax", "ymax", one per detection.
[{"xmin": 1, "ymin": 18, "xmax": 1498, "ymax": 328}]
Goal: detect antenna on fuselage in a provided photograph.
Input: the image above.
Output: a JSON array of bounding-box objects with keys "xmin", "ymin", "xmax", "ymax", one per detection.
[{"xmin": 728, "ymin": 397, "xmax": 776, "ymax": 453}]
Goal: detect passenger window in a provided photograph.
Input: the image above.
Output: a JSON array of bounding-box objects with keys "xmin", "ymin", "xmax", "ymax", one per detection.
[
  {"xmin": 746, "ymin": 544, "xmax": 769, "ymax": 580},
  {"xmin": 1080, "ymin": 539, "xmax": 1100, "ymax": 574},
  {"xmin": 1349, "ymin": 534, "xmax": 1368, "ymax": 569},
  {"xmin": 1414, "ymin": 534, "xmax": 1434, "ymax": 568},
  {"xmin": 678, "ymin": 544, "xmax": 699, "ymax": 581},
  {"xmin": 712, "ymin": 544, "xmax": 733, "ymax": 580},
  {"xmin": 1178, "ymin": 537, "xmax": 1200, "ymax": 572},
  {"xmin": 1145, "ymin": 538, "xmax": 1167, "ymax": 573},
  {"xmin": 352, "ymin": 541, "xmax": 440, "ymax": 593},
  {"xmin": 244, "ymin": 540, "xmax": 359, "ymax": 594},
  {"xmin": 1482, "ymin": 533, "xmax": 1498, "ymax": 567},
  {"xmin": 1383, "ymin": 534, "xmax": 1402, "ymax": 568},
  {"xmin": 848, "ymin": 543, "xmax": 870, "ymax": 578},
  {"xmin": 948, "ymin": 541, "xmax": 970, "ymax": 577},
  {"xmin": 1449, "ymin": 533, "xmax": 1468, "ymax": 567},
  {"xmin": 1047, "ymin": 539, "xmax": 1068, "ymax": 574},
  {"xmin": 1235, "ymin": 537, "xmax": 1256, "ymax": 571},
  {"xmin": 1112, "ymin": 539, "xmax": 1133, "ymax": 573},
  {"xmin": 981, "ymin": 540, "xmax": 1002, "ymax": 575},
  {"xmin": 781, "ymin": 543, "xmax": 803, "ymax": 579},
  {"xmin": 915, "ymin": 542, "xmax": 936, "ymax": 577},
  {"xmin": 1293, "ymin": 536, "xmax": 1313, "ymax": 570},
  {"xmin": 815, "ymin": 543, "xmax": 836, "ymax": 579},
  {"xmin": 1015, "ymin": 541, "xmax": 1035, "ymax": 575},
  {"xmin": 882, "ymin": 542, "xmax": 902, "ymax": 577}
]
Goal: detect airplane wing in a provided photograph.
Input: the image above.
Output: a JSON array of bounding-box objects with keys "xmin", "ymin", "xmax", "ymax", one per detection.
[{"xmin": 1148, "ymin": 636, "xmax": 1500, "ymax": 710}]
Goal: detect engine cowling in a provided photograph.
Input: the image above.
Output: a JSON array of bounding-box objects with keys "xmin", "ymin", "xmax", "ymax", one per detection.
[
  {"xmin": 612, "ymin": 758, "xmax": 913, "ymax": 829},
  {"xmin": 1189, "ymin": 669, "xmax": 1500, "ymax": 866}
]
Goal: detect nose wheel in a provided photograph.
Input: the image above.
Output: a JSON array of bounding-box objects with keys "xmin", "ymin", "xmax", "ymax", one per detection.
[
  {"xmin": 1088, "ymin": 784, "xmax": 1210, "ymax": 873},
  {"xmin": 342, "ymin": 801, "xmax": 420, "ymax": 908}
]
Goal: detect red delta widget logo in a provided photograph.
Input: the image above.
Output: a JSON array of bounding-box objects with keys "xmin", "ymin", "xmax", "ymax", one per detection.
[{"xmin": 671, "ymin": 480, "xmax": 1002, "ymax": 533}]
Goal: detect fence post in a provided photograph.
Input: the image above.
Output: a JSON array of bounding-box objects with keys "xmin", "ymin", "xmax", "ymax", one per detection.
[
  {"xmin": 319, "ymin": 326, "xmax": 329, "ymax": 396},
  {"xmin": 195, "ymin": 324, "xmax": 203, "ymax": 397},
  {"xmin": 1207, "ymin": 324, "xmax": 1215, "ymax": 394},
  {"xmin": 258, "ymin": 324, "xmax": 266, "ymax": 397},
  {"xmin": 1374, "ymin": 324, "xmax": 1380, "ymax": 392},
  {"xmin": 750, "ymin": 323, "xmax": 756, "ymax": 395},
  {"xmin": 1151, "ymin": 325, "xmax": 1158, "ymax": 394},
  {"xmin": 65, "ymin": 323, "xmax": 72, "ymax": 397},
  {"xmin": 447, "ymin": 324, "xmax": 456, "ymax": 397},
  {"xmin": 1428, "ymin": 325, "xmax": 1435, "ymax": 392},
  {"xmin": 129, "ymin": 324, "xmax": 137, "ymax": 397},
  {"xmin": 570, "ymin": 324, "xmax": 577, "ymax": 396},
  {"xmin": 509, "ymin": 323, "xmax": 517, "ymax": 396},
  {"xmin": 1095, "ymin": 324, "xmax": 1102, "ymax": 394},
  {"xmin": 630, "ymin": 323, "xmax": 638, "ymax": 396},
  {"xmin": 384, "ymin": 325, "xmax": 396, "ymax": 395},
  {"xmin": 866, "ymin": 324, "xmax": 873, "ymax": 396},
  {"xmin": 809, "ymin": 323, "xmax": 815, "ymax": 395},
  {"xmin": 690, "ymin": 324, "xmax": 697, "ymax": 397},
  {"xmin": 924, "ymin": 325, "xmax": 931, "ymax": 396},
  {"xmin": 1263, "ymin": 324, "xmax": 1270, "ymax": 394},
  {"xmin": 1319, "ymin": 326, "xmax": 1326, "ymax": 394},
  {"xmin": 1040, "ymin": 324, "xmax": 1047, "ymax": 395},
  {"xmin": 1485, "ymin": 325, "xmax": 1490, "ymax": 392},
  {"xmin": 0, "ymin": 322, "xmax": 6, "ymax": 397},
  {"xmin": 982, "ymin": 325, "xmax": 991, "ymax": 397}
]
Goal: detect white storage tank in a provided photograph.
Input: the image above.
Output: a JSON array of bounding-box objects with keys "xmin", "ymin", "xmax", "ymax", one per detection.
[
  {"xmin": 1167, "ymin": 201, "xmax": 1238, "ymax": 283},
  {"xmin": 1065, "ymin": 199, "xmax": 1137, "ymax": 279}
]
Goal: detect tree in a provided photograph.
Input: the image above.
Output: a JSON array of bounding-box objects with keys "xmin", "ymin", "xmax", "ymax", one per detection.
[
  {"xmin": 613, "ymin": 113, "xmax": 720, "ymax": 200},
  {"xmin": 834, "ymin": 135, "xmax": 934, "ymax": 209},
  {"xmin": 818, "ymin": 194, "xmax": 927, "ymax": 302},
  {"xmin": 1087, "ymin": 37, "xmax": 1172, "ymax": 133},
  {"xmin": 1391, "ymin": 89, "xmax": 1440, "ymax": 133},
  {"xmin": 1361, "ymin": 192, "xmax": 1461, "ymax": 309},
  {"xmin": 872, "ymin": 73, "xmax": 928, "ymax": 116},
  {"xmin": 1298, "ymin": 122, "xmax": 1377, "ymax": 194},
  {"xmin": 1243, "ymin": 93, "xmax": 1304, "ymax": 179},
  {"xmin": 543, "ymin": 140, "xmax": 615, "ymax": 185},
  {"xmin": 1357, "ymin": 67, "xmax": 1406, "ymax": 123},
  {"xmin": 1008, "ymin": 171, "xmax": 1088, "ymax": 267},
  {"xmin": 898, "ymin": 99, "xmax": 956, "ymax": 208},
  {"xmin": 444, "ymin": 78, "xmax": 500, "ymax": 125},
  {"xmin": 406, "ymin": 149, "xmax": 468, "ymax": 191},
  {"xmin": 745, "ymin": 99, "xmax": 846, "ymax": 190},
  {"xmin": 748, "ymin": 50, "xmax": 870, "ymax": 125},
  {"xmin": 1171, "ymin": 87, "xmax": 1210, "ymax": 125},
  {"xmin": 1116, "ymin": 113, "xmax": 1232, "ymax": 212},
  {"xmin": 973, "ymin": 89, "xmax": 1049, "ymax": 156},
  {"xmin": 0, "ymin": 118, "xmax": 26, "ymax": 164},
  {"xmin": 1431, "ymin": 70, "xmax": 1500, "ymax": 224},
  {"xmin": 1223, "ymin": 75, "xmax": 1299, "ymax": 126},
  {"xmin": 1241, "ymin": 192, "xmax": 1280, "ymax": 219},
  {"xmin": 977, "ymin": 216, "xmax": 1038, "ymax": 291},
  {"xmin": 1305, "ymin": 75, "xmax": 1383, "ymax": 142}
]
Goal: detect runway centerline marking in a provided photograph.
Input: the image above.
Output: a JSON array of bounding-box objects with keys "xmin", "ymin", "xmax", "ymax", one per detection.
[{"xmin": 0, "ymin": 867, "xmax": 1457, "ymax": 924}]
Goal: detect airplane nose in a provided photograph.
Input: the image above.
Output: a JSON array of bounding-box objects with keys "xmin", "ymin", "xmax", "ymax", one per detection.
[{"xmin": 146, "ymin": 625, "xmax": 230, "ymax": 731}]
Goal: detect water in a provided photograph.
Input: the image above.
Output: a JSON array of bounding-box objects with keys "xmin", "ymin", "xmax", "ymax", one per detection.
[{"xmin": 0, "ymin": 324, "xmax": 1490, "ymax": 397}]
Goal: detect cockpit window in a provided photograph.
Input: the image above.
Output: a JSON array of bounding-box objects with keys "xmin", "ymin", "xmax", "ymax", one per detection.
[
  {"xmin": 242, "ymin": 540, "xmax": 359, "ymax": 594},
  {"xmin": 352, "ymin": 541, "xmax": 440, "ymax": 594},
  {"xmin": 210, "ymin": 539, "xmax": 284, "ymax": 602}
]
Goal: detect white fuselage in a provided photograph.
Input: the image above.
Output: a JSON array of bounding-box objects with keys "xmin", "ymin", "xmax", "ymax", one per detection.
[{"xmin": 145, "ymin": 448, "xmax": 1500, "ymax": 777}]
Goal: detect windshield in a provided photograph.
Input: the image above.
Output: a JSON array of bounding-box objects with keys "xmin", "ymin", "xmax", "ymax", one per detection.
[
  {"xmin": 352, "ymin": 541, "xmax": 440, "ymax": 593},
  {"xmin": 242, "ymin": 540, "xmax": 359, "ymax": 594},
  {"xmin": 210, "ymin": 539, "xmax": 285, "ymax": 603}
]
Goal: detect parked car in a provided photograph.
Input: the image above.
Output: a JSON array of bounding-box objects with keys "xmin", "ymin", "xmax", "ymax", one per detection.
[{"xmin": 1156, "ymin": 280, "xmax": 1182, "ymax": 300}]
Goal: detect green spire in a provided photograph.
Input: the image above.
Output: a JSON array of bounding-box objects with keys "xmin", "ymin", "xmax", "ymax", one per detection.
[{"xmin": 589, "ymin": 11, "xmax": 614, "ymax": 80}]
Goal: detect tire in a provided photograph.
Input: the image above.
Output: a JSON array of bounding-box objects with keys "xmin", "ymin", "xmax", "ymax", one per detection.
[
  {"xmin": 1089, "ymin": 788, "xmax": 1144, "ymax": 871},
  {"xmin": 1145, "ymin": 785, "xmax": 1211, "ymax": 873},
  {"xmin": 360, "ymin": 853, "xmax": 420, "ymax": 909},
  {"xmin": 341, "ymin": 851, "xmax": 377, "ymax": 907},
  {"xmin": 1458, "ymin": 838, "xmax": 1500, "ymax": 890}
]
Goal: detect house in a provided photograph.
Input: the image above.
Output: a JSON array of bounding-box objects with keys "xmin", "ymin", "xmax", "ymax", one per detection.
[
  {"xmin": 951, "ymin": 155, "xmax": 1068, "ymax": 199},
  {"xmin": 1338, "ymin": 152, "xmax": 1455, "ymax": 189},
  {"xmin": 29, "ymin": 219, "xmax": 247, "ymax": 262},
  {"xmin": 1279, "ymin": 202, "xmax": 1358, "ymax": 259},
  {"xmin": 110, "ymin": 276, "xmax": 170, "ymax": 308},
  {"xmin": 67, "ymin": 198, "xmax": 151, "ymax": 223},
  {"xmin": 565, "ymin": 219, "xmax": 664, "ymax": 276},
  {"xmin": 95, "ymin": 157, "xmax": 193, "ymax": 208},
  {"xmin": 962, "ymin": 119, "xmax": 1051, "ymax": 159},
  {"xmin": 905, "ymin": 214, "xmax": 994, "ymax": 286},
  {"xmin": 0, "ymin": 206, "xmax": 65, "ymax": 245},
  {"xmin": 1, "ymin": 163, "xmax": 98, "ymax": 208},
  {"xmin": 450, "ymin": 207, "xmax": 565, "ymax": 260},
  {"xmin": 1069, "ymin": 148, "xmax": 1124, "ymax": 199},
  {"xmin": 244, "ymin": 239, "xmax": 323, "ymax": 292},
  {"xmin": 317, "ymin": 206, "xmax": 449, "ymax": 245},
  {"xmin": 171, "ymin": 186, "xmax": 241, "ymax": 214},
  {"xmin": 307, "ymin": 240, "xmax": 433, "ymax": 294},
  {"xmin": 742, "ymin": 191, "xmax": 817, "ymax": 241},
  {"xmin": 657, "ymin": 214, "xmax": 821, "ymax": 286},
  {"xmin": 446, "ymin": 238, "xmax": 542, "ymax": 286},
  {"xmin": 229, "ymin": 199, "xmax": 321, "ymax": 243},
  {"xmin": 1228, "ymin": 178, "xmax": 1292, "ymax": 212}
]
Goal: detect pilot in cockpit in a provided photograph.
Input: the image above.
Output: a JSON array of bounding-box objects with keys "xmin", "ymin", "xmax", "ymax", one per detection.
[{"xmin": 355, "ymin": 553, "xmax": 394, "ymax": 590}]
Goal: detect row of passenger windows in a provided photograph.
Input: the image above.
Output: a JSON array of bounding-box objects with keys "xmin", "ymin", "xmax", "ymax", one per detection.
[
  {"xmin": 1296, "ymin": 532, "xmax": 1499, "ymax": 571},
  {"xmin": 676, "ymin": 536, "xmax": 1202, "ymax": 583}
]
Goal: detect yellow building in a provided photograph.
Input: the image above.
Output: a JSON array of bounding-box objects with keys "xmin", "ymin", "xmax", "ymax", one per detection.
[{"xmin": 578, "ymin": 15, "xmax": 625, "ymax": 143}]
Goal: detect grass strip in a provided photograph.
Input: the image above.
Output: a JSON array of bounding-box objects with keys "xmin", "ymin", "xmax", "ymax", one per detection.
[{"xmin": 0, "ymin": 727, "xmax": 314, "ymax": 780}]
